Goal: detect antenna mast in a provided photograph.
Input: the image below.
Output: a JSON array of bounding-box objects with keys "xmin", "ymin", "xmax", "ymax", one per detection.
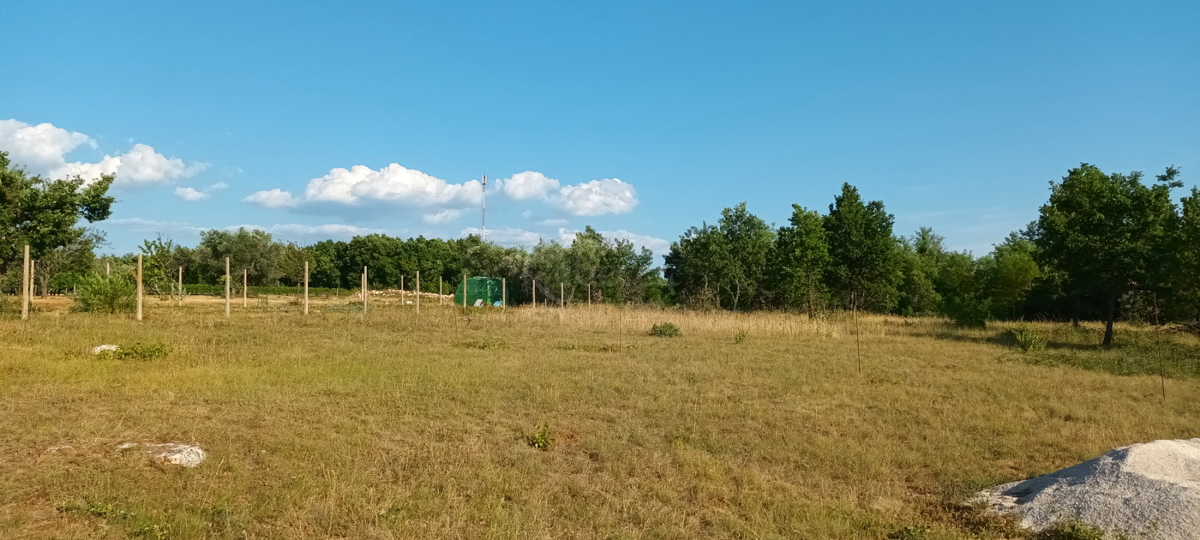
[{"xmin": 481, "ymin": 174, "xmax": 487, "ymax": 237}]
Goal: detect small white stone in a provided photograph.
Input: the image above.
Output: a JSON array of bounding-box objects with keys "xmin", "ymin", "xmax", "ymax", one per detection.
[{"xmin": 92, "ymin": 344, "xmax": 119, "ymax": 355}]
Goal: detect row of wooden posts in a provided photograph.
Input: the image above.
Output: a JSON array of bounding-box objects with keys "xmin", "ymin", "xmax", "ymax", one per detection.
[{"xmin": 17, "ymin": 245, "xmax": 588, "ymax": 321}]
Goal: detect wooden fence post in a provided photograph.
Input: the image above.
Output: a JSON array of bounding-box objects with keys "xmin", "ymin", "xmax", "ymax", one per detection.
[
  {"xmin": 502, "ymin": 278, "xmax": 506, "ymax": 311},
  {"xmin": 462, "ymin": 274, "xmax": 467, "ymax": 308},
  {"xmin": 415, "ymin": 271, "xmax": 420, "ymax": 315},
  {"xmin": 304, "ymin": 261, "xmax": 309, "ymax": 315},
  {"xmin": 401, "ymin": 275, "xmax": 405, "ymax": 307},
  {"xmin": 439, "ymin": 276, "xmax": 443, "ymax": 305},
  {"xmin": 561, "ymin": 283, "xmax": 565, "ymax": 309},
  {"xmin": 225, "ymin": 257, "xmax": 231, "ymax": 318},
  {"xmin": 21, "ymin": 245, "xmax": 29, "ymax": 320},
  {"xmin": 243, "ymin": 269, "xmax": 248, "ymax": 308},
  {"xmin": 178, "ymin": 266, "xmax": 183, "ymax": 306},
  {"xmin": 362, "ymin": 266, "xmax": 368, "ymax": 312},
  {"xmin": 136, "ymin": 253, "xmax": 143, "ymax": 321},
  {"xmin": 30, "ymin": 259, "xmax": 35, "ymax": 298},
  {"xmin": 532, "ymin": 279, "xmax": 537, "ymax": 309},
  {"xmin": 106, "ymin": 261, "xmax": 110, "ymax": 276},
  {"xmin": 588, "ymin": 283, "xmax": 591, "ymax": 307}
]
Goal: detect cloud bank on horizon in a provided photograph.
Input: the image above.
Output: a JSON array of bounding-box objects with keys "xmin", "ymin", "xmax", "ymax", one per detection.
[
  {"xmin": 1, "ymin": 117, "xmax": 667, "ymax": 256},
  {"xmin": 244, "ymin": 167, "xmax": 638, "ymax": 221}
]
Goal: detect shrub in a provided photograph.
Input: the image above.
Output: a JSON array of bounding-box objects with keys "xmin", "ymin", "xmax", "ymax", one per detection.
[
  {"xmin": 649, "ymin": 322, "xmax": 681, "ymax": 337},
  {"xmin": 73, "ymin": 274, "xmax": 136, "ymax": 313},
  {"xmin": 733, "ymin": 329, "xmax": 748, "ymax": 344},
  {"xmin": 1007, "ymin": 326, "xmax": 1048, "ymax": 352},
  {"xmin": 527, "ymin": 425, "xmax": 554, "ymax": 450}
]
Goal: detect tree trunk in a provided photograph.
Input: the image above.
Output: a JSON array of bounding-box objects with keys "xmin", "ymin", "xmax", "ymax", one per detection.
[{"xmin": 1102, "ymin": 294, "xmax": 1116, "ymax": 347}]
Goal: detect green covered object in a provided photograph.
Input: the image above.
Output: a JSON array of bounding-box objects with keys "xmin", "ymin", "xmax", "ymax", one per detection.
[{"xmin": 454, "ymin": 276, "xmax": 505, "ymax": 307}]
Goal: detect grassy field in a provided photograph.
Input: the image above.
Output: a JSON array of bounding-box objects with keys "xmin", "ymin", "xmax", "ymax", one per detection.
[{"xmin": 1, "ymin": 295, "xmax": 1197, "ymax": 539}]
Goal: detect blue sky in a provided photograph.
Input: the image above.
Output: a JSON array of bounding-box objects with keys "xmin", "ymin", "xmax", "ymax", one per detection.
[{"xmin": 2, "ymin": 1, "xmax": 1197, "ymax": 259}]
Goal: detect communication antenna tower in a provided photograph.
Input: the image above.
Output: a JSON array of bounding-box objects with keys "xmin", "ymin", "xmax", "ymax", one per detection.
[{"xmin": 481, "ymin": 174, "xmax": 487, "ymax": 238}]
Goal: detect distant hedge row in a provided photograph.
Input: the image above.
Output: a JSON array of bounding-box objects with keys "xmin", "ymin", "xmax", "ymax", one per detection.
[{"xmin": 182, "ymin": 284, "xmax": 350, "ymax": 296}]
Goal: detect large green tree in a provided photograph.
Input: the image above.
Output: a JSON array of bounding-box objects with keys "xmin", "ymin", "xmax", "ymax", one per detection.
[
  {"xmin": 665, "ymin": 203, "xmax": 773, "ymax": 310},
  {"xmin": 0, "ymin": 152, "xmax": 114, "ymax": 277},
  {"xmin": 823, "ymin": 183, "xmax": 901, "ymax": 311},
  {"xmin": 664, "ymin": 223, "xmax": 732, "ymax": 309},
  {"xmin": 895, "ymin": 228, "xmax": 946, "ymax": 316},
  {"xmin": 717, "ymin": 203, "xmax": 775, "ymax": 310},
  {"xmin": 195, "ymin": 228, "xmax": 283, "ymax": 285},
  {"xmin": 978, "ymin": 232, "xmax": 1040, "ymax": 319},
  {"xmin": 1033, "ymin": 164, "xmax": 1181, "ymax": 345},
  {"xmin": 1175, "ymin": 187, "xmax": 1200, "ymax": 321},
  {"xmin": 770, "ymin": 204, "xmax": 830, "ymax": 316}
]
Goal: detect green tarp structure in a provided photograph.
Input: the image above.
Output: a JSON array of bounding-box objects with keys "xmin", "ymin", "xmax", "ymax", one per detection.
[{"xmin": 454, "ymin": 276, "xmax": 505, "ymax": 307}]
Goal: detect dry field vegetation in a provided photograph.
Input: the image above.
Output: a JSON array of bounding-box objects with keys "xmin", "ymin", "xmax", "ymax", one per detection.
[{"xmin": 1, "ymin": 294, "xmax": 1198, "ymax": 539}]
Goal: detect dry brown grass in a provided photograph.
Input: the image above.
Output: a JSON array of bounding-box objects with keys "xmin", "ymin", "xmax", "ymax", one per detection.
[{"xmin": 1, "ymin": 296, "xmax": 1197, "ymax": 539}]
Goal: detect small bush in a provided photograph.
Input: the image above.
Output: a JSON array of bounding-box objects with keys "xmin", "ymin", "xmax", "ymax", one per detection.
[
  {"xmin": 73, "ymin": 274, "xmax": 137, "ymax": 314},
  {"xmin": 649, "ymin": 322, "xmax": 681, "ymax": 337},
  {"xmin": 527, "ymin": 425, "xmax": 554, "ymax": 450},
  {"xmin": 732, "ymin": 329, "xmax": 748, "ymax": 344},
  {"xmin": 97, "ymin": 343, "xmax": 169, "ymax": 361},
  {"xmin": 1007, "ymin": 326, "xmax": 1048, "ymax": 352}
]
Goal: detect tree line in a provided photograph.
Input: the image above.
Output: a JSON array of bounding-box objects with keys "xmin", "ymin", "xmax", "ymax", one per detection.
[
  {"xmin": 665, "ymin": 165, "xmax": 1199, "ymax": 345},
  {"xmin": 94, "ymin": 227, "xmax": 663, "ymax": 306},
  {"xmin": 3, "ymin": 151, "xmax": 1198, "ymax": 343}
]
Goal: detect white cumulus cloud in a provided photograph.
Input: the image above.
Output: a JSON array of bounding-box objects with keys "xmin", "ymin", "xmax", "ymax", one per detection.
[
  {"xmin": 175, "ymin": 187, "xmax": 209, "ymax": 201},
  {"xmin": 499, "ymin": 171, "xmax": 560, "ymax": 200},
  {"xmin": 304, "ymin": 163, "xmax": 482, "ymax": 207},
  {"xmin": 495, "ymin": 172, "xmax": 639, "ymax": 216},
  {"xmin": 537, "ymin": 218, "xmax": 569, "ymax": 227},
  {"xmin": 251, "ymin": 166, "xmax": 639, "ymax": 221},
  {"xmin": 244, "ymin": 188, "xmax": 299, "ymax": 208},
  {"xmin": 0, "ymin": 119, "xmax": 206, "ymax": 185},
  {"xmin": 0, "ymin": 119, "xmax": 94, "ymax": 173},
  {"xmin": 550, "ymin": 178, "xmax": 638, "ymax": 216}
]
